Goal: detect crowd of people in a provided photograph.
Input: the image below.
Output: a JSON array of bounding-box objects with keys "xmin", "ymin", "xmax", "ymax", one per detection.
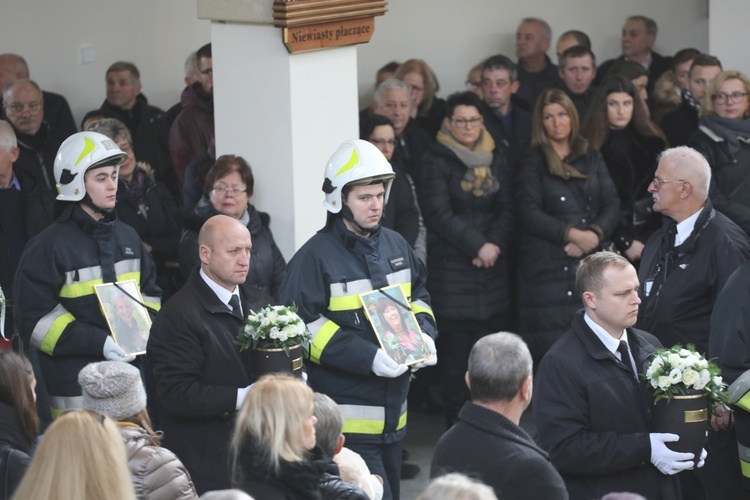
[{"xmin": 1, "ymin": 10, "xmax": 750, "ymax": 500}]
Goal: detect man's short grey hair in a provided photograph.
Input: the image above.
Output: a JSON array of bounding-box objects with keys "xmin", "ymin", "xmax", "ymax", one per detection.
[
  {"xmin": 184, "ymin": 52, "xmax": 198, "ymax": 77},
  {"xmin": 659, "ymin": 147, "xmax": 711, "ymax": 200},
  {"xmin": 86, "ymin": 118, "xmax": 133, "ymax": 146},
  {"xmin": 373, "ymin": 78, "xmax": 409, "ymax": 104},
  {"xmin": 521, "ymin": 17, "xmax": 552, "ymax": 41},
  {"xmin": 468, "ymin": 332, "xmax": 532, "ymax": 403},
  {"xmin": 199, "ymin": 489, "xmax": 254, "ymax": 500},
  {"xmin": 313, "ymin": 393, "xmax": 342, "ymax": 458},
  {"xmin": 0, "ymin": 120, "xmax": 17, "ymax": 153},
  {"xmin": 417, "ymin": 473, "xmax": 498, "ymax": 500},
  {"xmin": 481, "ymin": 54, "xmax": 517, "ymax": 82},
  {"xmin": 627, "ymin": 15, "xmax": 657, "ymax": 36},
  {"xmin": 3, "ymin": 79, "xmax": 42, "ymax": 104}
]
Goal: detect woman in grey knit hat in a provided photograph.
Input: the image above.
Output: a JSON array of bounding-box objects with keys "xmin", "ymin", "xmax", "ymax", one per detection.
[{"xmin": 78, "ymin": 361, "xmax": 198, "ymax": 500}]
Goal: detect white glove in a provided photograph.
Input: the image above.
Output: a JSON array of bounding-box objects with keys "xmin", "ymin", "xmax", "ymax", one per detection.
[
  {"xmin": 236, "ymin": 384, "xmax": 253, "ymax": 409},
  {"xmin": 410, "ymin": 333, "xmax": 437, "ymax": 371},
  {"xmin": 103, "ymin": 336, "xmax": 135, "ymax": 363},
  {"xmin": 649, "ymin": 433, "xmax": 695, "ymax": 475},
  {"xmin": 371, "ymin": 350, "xmax": 408, "ymax": 378},
  {"xmin": 696, "ymin": 447, "xmax": 707, "ymax": 468}
]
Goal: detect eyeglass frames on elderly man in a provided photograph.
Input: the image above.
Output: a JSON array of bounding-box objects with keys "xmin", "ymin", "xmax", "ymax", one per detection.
[{"xmin": 651, "ymin": 177, "xmax": 685, "ymax": 189}]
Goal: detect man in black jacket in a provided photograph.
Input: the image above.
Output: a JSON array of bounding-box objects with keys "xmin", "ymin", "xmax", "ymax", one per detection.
[
  {"xmin": 536, "ymin": 251, "xmax": 696, "ymax": 500},
  {"xmin": 637, "ymin": 147, "xmax": 750, "ymax": 498},
  {"xmin": 148, "ymin": 214, "xmax": 271, "ymax": 494},
  {"xmin": 431, "ymin": 331, "xmax": 568, "ymax": 499}
]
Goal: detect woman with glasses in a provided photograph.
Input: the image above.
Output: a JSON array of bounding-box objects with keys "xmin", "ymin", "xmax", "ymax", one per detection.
[
  {"xmin": 179, "ymin": 155, "xmax": 286, "ymax": 300},
  {"xmin": 582, "ymin": 76, "xmax": 667, "ymax": 264},
  {"xmin": 361, "ymin": 114, "xmax": 424, "ymax": 262},
  {"xmin": 515, "ymin": 88, "xmax": 620, "ymax": 368},
  {"xmin": 417, "ymin": 91, "xmax": 514, "ymax": 427},
  {"xmin": 688, "ymin": 70, "xmax": 750, "ymax": 236}
]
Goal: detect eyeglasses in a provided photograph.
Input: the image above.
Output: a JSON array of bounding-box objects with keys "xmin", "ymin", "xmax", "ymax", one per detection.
[
  {"xmin": 651, "ymin": 177, "xmax": 684, "ymax": 189},
  {"xmin": 6, "ymin": 100, "xmax": 42, "ymax": 114},
  {"xmin": 465, "ymin": 80, "xmax": 481, "ymax": 90},
  {"xmin": 712, "ymin": 91, "xmax": 748, "ymax": 104},
  {"xmin": 450, "ymin": 117, "xmax": 483, "ymax": 128},
  {"xmin": 212, "ymin": 186, "xmax": 246, "ymax": 196},
  {"xmin": 200, "ymin": 68, "xmax": 213, "ymax": 76},
  {"xmin": 370, "ymin": 138, "xmax": 396, "ymax": 147}
]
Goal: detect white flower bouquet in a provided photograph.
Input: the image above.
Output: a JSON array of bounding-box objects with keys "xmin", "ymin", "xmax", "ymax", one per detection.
[
  {"xmin": 645, "ymin": 344, "xmax": 731, "ymax": 408},
  {"xmin": 236, "ymin": 304, "xmax": 312, "ymax": 356}
]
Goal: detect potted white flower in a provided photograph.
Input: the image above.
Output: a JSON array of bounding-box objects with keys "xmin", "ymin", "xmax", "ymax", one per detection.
[
  {"xmin": 236, "ymin": 304, "xmax": 312, "ymax": 378},
  {"xmin": 644, "ymin": 344, "xmax": 731, "ymax": 464}
]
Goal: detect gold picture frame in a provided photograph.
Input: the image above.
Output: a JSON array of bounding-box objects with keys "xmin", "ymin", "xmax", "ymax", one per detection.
[
  {"xmin": 359, "ymin": 284, "xmax": 432, "ymax": 367},
  {"xmin": 94, "ymin": 280, "xmax": 151, "ymax": 356}
]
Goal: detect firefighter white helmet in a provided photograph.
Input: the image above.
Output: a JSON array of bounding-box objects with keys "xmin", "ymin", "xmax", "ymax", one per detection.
[
  {"xmin": 54, "ymin": 131, "xmax": 127, "ymax": 201},
  {"xmin": 322, "ymin": 139, "xmax": 395, "ymax": 214}
]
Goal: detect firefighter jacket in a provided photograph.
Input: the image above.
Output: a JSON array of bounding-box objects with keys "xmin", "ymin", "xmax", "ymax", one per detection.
[
  {"xmin": 13, "ymin": 205, "xmax": 160, "ymax": 414},
  {"xmin": 279, "ymin": 218, "xmax": 435, "ymax": 444}
]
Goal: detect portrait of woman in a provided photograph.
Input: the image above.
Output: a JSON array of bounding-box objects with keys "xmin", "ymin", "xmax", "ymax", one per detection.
[{"xmin": 374, "ymin": 297, "xmax": 428, "ymax": 365}]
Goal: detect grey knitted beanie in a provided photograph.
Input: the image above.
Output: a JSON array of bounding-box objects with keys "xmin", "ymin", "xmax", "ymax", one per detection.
[{"xmin": 78, "ymin": 361, "xmax": 147, "ymax": 420}]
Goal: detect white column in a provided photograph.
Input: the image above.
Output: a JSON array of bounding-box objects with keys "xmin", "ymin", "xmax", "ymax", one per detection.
[{"xmin": 210, "ymin": 22, "xmax": 360, "ymax": 259}]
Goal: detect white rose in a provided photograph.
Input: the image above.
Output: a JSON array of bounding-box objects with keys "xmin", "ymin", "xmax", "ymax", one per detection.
[
  {"xmin": 658, "ymin": 376, "xmax": 671, "ymax": 390},
  {"xmin": 668, "ymin": 353, "xmax": 681, "ymax": 366},
  {"xmin": 713, "ymin": 376, "xmax": 724, "ymax": 387},
  {"xmin": 268, "ymin": 312, "xmax": 279, "ymax": 323},
  {"xmin": 682, "ymin": 369, "xmax": 699, "ymax": 387},
  {"xmin": 269, "ymin": 327, "xmax": 280, "ymax": 339},
  {"xmin": 277, "ymin": 329, "xmax": 289, "ymax": 342},
  {"xmin": 261, "ymin": 317, "xmax": 271, "ymax": 327},
  {"xmin": 679, "ymin": 349, "xmax": 692, "ymax": 357},
  {"xmin": 668, "ymin": 368, "xmax": 682, "ymax": 384},
  {"xmin": 652, "ymin": 356, "xmax": 665, "ymax": 369},
  {"xmin": 684, "ymin": 355, "xmax": 700, "ymax": 368},
  {"xmin": 699, "ymin": 358, "xmax": 708, "ymax": 369},
  {"xmin": 699, "ymin": 369, "xmax": 711, "ymax": 385}
]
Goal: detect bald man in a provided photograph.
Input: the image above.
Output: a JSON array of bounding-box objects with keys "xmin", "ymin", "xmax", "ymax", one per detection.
[
  {"xmin": 147, "ymin": 214, "xmax": 273, "ymax": 493},
  {"xmin": 0, "ymin": 53, "xmax": 77, "ymax": 138}
]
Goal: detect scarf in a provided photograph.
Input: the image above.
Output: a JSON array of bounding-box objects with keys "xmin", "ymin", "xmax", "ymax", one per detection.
[
  {"xmin": 682, "ymin": 88, "xmax": 701, "ymax": 113},
  {"xmin": 700, "ymin": 114, "xmax": 750, "ymax": 157},
  {"xmin": 119, "ymin": 167, "xmax": 149, "ymax": 204},
  {"xmin": 541, "ymin": 136, "xmax": 589, "ymax": 180},
  {"xmin": 437, "ymin": 121, "xmax": 498, "ymax": 197}
]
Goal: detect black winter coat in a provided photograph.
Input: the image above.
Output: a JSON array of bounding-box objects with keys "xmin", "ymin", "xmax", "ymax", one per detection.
[
  {"xmin": 179, "ymin": 199, "xmax": 286, "ymax": 300},
  {"xmin": 689, "ymin": 124, "xmax": 750, "ymax": 237},
  {"xmin": 147, "ymin": 270, "xmax": 272, "ymax": 494},
  {"xmin": 417, "ymin": 140, "xmax": 514, "ymax": 321},
  {"xmin": 0, "ymin": 403, "xmax": 32, "ymax": 500},
  {"xmin": 480, "ymin": 101, "xmax": 532, "ymax": 172},
  {"xmin": 600, "ymin": 127, "xmax": 666, "ymax": 252},
  {"xmin": 393, "ymin": 119, "xmax": 433, "ymax": 181},
  {"xmin": 661, "ymin": 99, "xmax": 699, "ymax": 147},
  {"xmin": 515, "ymin": 144, "xmax": 620, "ymax": 361},
  {"xmin": 534, "ymin": 312, "xmax": 681, "ymax": 500},
  {"xmin": 637, "ymin": 200, "xmax": 750, "ymax": 354}
]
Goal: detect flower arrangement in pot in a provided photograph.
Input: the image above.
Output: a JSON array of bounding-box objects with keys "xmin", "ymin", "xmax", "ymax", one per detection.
[
  {"xmin": 236, "ymin": 304, "xmax": 313, "ymax": 378},
  {"xmin": 644, "ymin": 344, "xmax": 731, "ymax": 465}
]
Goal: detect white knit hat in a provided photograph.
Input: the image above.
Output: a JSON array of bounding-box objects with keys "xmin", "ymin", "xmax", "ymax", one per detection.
[{"xmin": 78, "ymin": 361, "xmax": 147, "ymax": 420}]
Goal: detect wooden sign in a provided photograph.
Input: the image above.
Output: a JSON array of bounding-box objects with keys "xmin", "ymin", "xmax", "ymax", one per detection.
[{"xmin": 273, "ymin": 0, "xmax": 387, "ymax": 54}]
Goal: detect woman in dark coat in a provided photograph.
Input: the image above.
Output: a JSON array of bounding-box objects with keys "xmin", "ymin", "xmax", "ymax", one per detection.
[
  {"xmin": 0, "ymin": 350, "xmax": 38, "ymax": 500},
  {"xmin": 688, "ymin": 70, "xmax": 750, "ymax": 237},
  {"xmin": 417, "ymin": 91, "xmax": 514, "ymax": 426},
  {"xmin": 179, "ymin": 155, "xmax": 286, "ymax": 300},
  {"xmin": 582, "ymin": 76, "xmax": 667, "ymax": 263},
  {"xmin": 515, "ymin": 89, "xmax": 620, "ymax": 367},
  {"xmin": 87, "ymin": 118, "xmax": 182, "ymax": 299}
]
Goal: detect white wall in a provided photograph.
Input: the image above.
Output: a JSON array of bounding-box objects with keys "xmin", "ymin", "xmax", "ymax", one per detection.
[
  {"xmin": 709, "ymin": 0, "xmax": 750, "ymax": 74},
  {"xmin": 357, "ymin": 0, "xmax": 709, "ymax": 106}
]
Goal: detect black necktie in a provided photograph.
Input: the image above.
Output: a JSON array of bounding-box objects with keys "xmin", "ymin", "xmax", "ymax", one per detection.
[
  {"xmin": 618, "ymin": 340, "xmax": 636, "ymax": 379},
  {"xmin": 228, "ymin": 295, "xmax": 243, "ymax": 319}
]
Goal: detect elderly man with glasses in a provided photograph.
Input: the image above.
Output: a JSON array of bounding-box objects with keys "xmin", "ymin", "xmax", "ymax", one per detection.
[{"xmin": 637, "ymin": 146, "xmax": 749, "ymax": 499}]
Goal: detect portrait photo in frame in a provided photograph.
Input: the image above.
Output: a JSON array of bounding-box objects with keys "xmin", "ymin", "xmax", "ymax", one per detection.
[
  {"xmin": 359, "ymin": 284, "xmax": 432, "ymax": 366},
  {"xmin": 94, "ymin": 280, "xmax": 151, "ymax": 356}
]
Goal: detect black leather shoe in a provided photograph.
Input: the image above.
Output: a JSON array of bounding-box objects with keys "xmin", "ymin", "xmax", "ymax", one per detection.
[{"xmin": 401, "ymin": 462, "xmax": 421, "ymax": 480}]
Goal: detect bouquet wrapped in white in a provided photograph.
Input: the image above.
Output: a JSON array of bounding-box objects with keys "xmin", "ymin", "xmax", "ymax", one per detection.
[{"xmin": 236, "ymin": 304, "xmax": 312, "ymax": 356}]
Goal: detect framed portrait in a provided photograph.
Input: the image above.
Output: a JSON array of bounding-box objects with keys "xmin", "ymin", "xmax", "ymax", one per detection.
[
  {"xmin": 359, "ymin": 284, "xmax": 432, "ymax": 366},
  {"xmin": 94, "ymin": 280, "xmax": 151, "ymax": 356}
]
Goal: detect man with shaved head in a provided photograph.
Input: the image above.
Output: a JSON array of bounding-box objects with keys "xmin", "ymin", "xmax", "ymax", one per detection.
[
  {"xmin": 148, "ymin": 214, "xmax": 272, "ymax": 494},
  {"xmin": 637, "ymin": 147, "xmax": 749, "ymax": 498},
  {"xmin": 0, "ymin": 53, "xmax": 77, "ymax": 138}
]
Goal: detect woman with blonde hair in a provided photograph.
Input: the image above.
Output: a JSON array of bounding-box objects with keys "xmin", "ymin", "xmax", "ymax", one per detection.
[
  {"xmin": 231, "ymin": 374, "xmax": 330, "ymax": 499},
  {"xmin": 515, "ymin": 88, "xmax": 619, "ymax": 367},
  {"xmin": 12, "ymin": 409, "xmax": 136, "ymax": 500},
  {"xmin": 394, "ymin": 58, "xmax": 446, "ymax": 137},
  {"xmin": 0, "ymin": 350, "xmax": 38, "ymax": 500},
  {"xmin": 689, "ymin": 70, "xmax": 750, "ymax": 236}
]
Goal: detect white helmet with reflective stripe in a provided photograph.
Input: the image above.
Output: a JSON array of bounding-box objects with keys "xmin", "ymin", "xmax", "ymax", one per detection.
[
  {"xmin": 322, "ymin": 139, "xmax": 395, "ymax": 214},
  {"xmin": 54, "ymin": 131, "xmax": 128, "ymax": 201}
]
